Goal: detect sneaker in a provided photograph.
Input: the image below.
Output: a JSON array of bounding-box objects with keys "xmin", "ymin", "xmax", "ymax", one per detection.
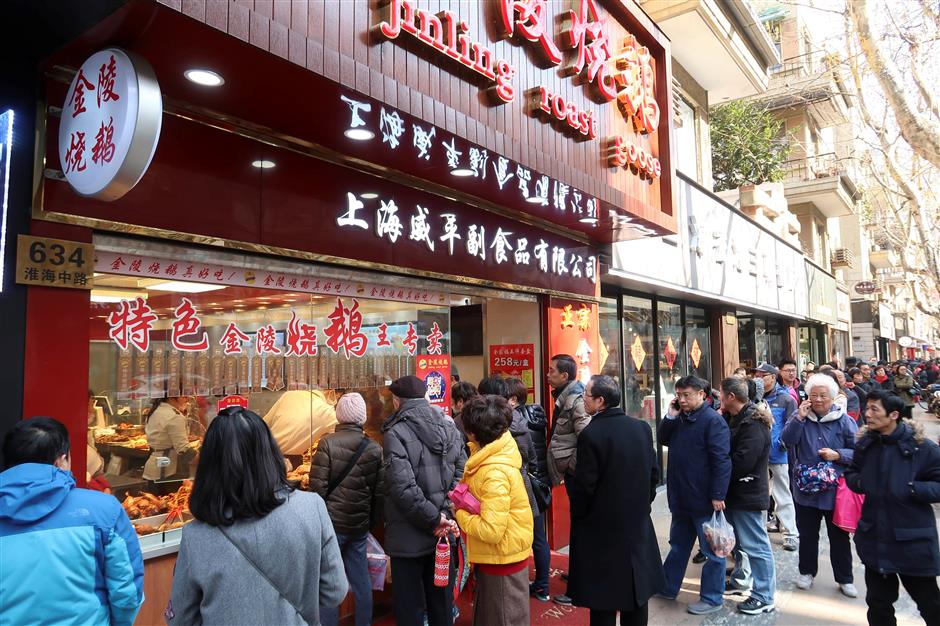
[
  {"xmin": 796, "ymin": 574, "xmax": 814, "ymax": 590},
  {"xmin": 654, "ymin": 592, "xmax": 677, "ymax": 601},
  {"xmin": 782, "ymin": 537, "xmax": 798, "ymax": 551},
  {"xmin": 766, "ymin": 515, "xmax": 780, "ymax": 533},
  {"xmin": 840, "ymin": 583, "xmax": 858, "ymax": 598},
  {"xmin": 692, "ymin": 550, "xmax": 707, "ymax": 564},
  {"xmin": 725, "ymin": 580, "xmax": 751, "ymax": 593},
  {"xmin": 529, "ymin": 585, "xmax": 549, "ymax": 602},
  {"xmin": 738, "ymin": 597, "xmax": 776, "ymax": 615},
  {"xmin": 687, "ymin": 600, "xmax": 723, "ymax": 615},
  {"xmin": 553, "ymin": 594, "xmax": 572, "ymax": 606}
]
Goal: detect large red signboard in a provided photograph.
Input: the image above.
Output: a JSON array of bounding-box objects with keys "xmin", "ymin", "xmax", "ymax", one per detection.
[{"xmin": 489, "ymin": 343, "xmax": 536, "ymax": 404}]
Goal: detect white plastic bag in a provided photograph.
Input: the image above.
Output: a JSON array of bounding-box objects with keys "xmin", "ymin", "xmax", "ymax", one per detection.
[
  {"xmin": 365, "ymin": 533, "xmax": 389, "ymax": 590},
  {"xmin": 702, "ymin": 510, "xmax": 736, "ymax": 558}
]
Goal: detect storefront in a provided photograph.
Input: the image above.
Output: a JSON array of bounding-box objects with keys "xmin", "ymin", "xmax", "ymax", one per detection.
[
  {"xmin": 15, "ymin": 0, "xmax": 675, "ymax": 620},
  {"xmin": 801, "ymin": 260, "xmax": 838, "ymax": 368}
]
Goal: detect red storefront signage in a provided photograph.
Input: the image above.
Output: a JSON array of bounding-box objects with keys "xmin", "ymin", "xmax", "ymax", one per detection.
[
  {"xmin": 489, "ymin": 343, "xmax": 536, "ymax": 404},
  {"xmin": 416, "ymin": 355, "xmax": 452, "ymax": 416},
  {"xmin": 548, "ymin": 299, "xmax": 599, "ymax": 386}
]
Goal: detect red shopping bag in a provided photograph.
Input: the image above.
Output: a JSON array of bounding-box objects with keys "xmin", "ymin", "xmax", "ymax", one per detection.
[{"xmin": 833, "ymin": 476, "xmax": 865, "ymax": 533}]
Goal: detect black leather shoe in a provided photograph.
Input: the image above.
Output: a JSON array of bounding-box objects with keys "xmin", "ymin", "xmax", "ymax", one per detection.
[
  {"xmin": 692, "ymin": 550, "xmax": 707, "ymax": 564},
  {"xmin": 553, "ymin": 594, "xmax": 573, "ymax": 606}
]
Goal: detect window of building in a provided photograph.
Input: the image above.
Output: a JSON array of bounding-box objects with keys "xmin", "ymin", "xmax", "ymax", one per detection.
[
  {"xmin": 622, "ymin": 296, "xmax": 655, "ymax": 436},
  {"xmin": 675, "ymin": 97, "xmax": 699, "ymax": 180},
  {"xmin": 687, "ymin": 306, "xmax": 711, "ymax": 381}
]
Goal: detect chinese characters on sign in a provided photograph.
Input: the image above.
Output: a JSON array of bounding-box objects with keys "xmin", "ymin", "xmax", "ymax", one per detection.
[
  {"xmin": 16, "ymin": 235, "xmax": 94, "ymax": 290},
  {"xmin": 58, "ymin": 48, "xmax": 162, "ymax": 201},
  {"xmin": 489, "ymin": 343, "xmax": 536, "ymax": 404},
  {"xmin": 549, "ymin": 299, "xmax": 599, "ymax": 385}
]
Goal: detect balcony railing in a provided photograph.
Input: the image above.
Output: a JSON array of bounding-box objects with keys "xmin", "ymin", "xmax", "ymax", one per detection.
[
  {"xmin": 771, "ymin": 50, "xmax": 839, "ymax": 79},
  {"xmin": 782, "ymin": 152, "xmax": 841, "ymax": 182}
]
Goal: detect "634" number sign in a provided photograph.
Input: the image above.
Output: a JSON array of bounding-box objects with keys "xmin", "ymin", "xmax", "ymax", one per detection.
[{"xmin": 16, "ymin": 235, "xmax": 95, "ymax": 290}]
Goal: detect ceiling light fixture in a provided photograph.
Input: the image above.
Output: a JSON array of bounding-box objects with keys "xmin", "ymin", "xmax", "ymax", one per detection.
[
  {"xmin": 450, "ymin": 167, "xmax": 474, "ymax": 177},
  {"xmin": 579, "ymin": 217, "xmax": 598, "ymax": 224},
  {"xmin": 147, "ymin": 281, "xmax": 225, "ymax": 294},
  {"xmin": 184, "ymin": 69, "xmax": 224, "ymax": 87},
  {"xmin": 360, "ymin": 192, "xmax": 379, "ymax": 199},
  {"xmin": 251, "ymin": 160, "xmax": 276, "ymax": 169},
  {"xmin": 344, "ymin": 128, "xmax": 374, "ymax": 141}
]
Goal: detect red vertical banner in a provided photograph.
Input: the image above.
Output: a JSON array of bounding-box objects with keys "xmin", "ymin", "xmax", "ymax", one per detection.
[
  {"xmin": 489, "ymin": 343, "xmax": 536, "ymax": 403},
  {"xmin": 544, "ymin": 297, "xmax": 601, "ymax": 549},
  {"xmin": 416, "ymin": 355, "xmax": 451, "ymax": 417}
]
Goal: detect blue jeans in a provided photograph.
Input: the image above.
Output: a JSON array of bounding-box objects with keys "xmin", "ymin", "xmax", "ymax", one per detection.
[
  {"xmin": 531, "ymin": 511, "xmax": 550, "ymax": 592},
  {"xmin": 662, "ymin": 512, "xmax": 725, "ymax": 607},
  {"xmin": 320, "ymin": 532, "xmax": 372, "ymax": 626},
  {"xmin": 725, "ymin": 509, "xmax": 776, "ymax": 604}
]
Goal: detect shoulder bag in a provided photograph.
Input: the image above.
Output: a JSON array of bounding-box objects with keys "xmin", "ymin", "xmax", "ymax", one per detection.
[{"xmin": 325, "ymin": 437, "xmax": 370, "ymax": 500}]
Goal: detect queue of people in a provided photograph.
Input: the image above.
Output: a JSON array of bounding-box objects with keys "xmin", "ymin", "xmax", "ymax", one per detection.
[{"xmin": 2, "ymin": 351, "xmax": 938, "ymax": 626}]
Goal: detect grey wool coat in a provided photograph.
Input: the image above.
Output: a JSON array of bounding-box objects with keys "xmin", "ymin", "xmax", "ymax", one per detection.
[{"xmin": 166, "ymin": 490, "xmax": 348, "ymax": 625}]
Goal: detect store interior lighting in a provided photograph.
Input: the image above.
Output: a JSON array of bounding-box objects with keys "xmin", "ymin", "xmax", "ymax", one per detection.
[
  {"xmin": 146, "ymin": 281, "xmax": 225, "ymax": 293},
  {"xmin": 449, "ymin": 167, "xmax": 474, "ymax": 177},
  {"xmin": 360, "ymin": 192, "xmax": 379, "ymax": 199},
  {"xmin": 251, "ymin": 160, "xmax": 276, "ymax": 169},
  {"xmin": 344, "ymin": 128, "xmax": 374, "ymax": 140},
  {"xmin": 91, "ymin": 288, "xmax": 149, "ymax": 303},
  {"xmin": 184, "ymin": 68, "xmax": 224, "ymax": 87}
]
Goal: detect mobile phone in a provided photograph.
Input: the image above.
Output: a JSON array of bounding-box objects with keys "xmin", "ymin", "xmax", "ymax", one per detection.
[{"xmin": 671, "ymin": 398, "xmax": 680, "ymax": 410}]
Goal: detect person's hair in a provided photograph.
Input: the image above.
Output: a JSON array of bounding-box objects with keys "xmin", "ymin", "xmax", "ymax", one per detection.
[
  {"xmin": 845, "ymin": 356, "xmax": 860, "ymax": 369},
  {"xmin": 461, "ymin": 395, "xmax": 511, "ymax": 446},
  {"xmin": 675, "ymin": 375, "xmax": 709, "ymax": 392},
  {"xmin": 848, "ymin": 367, "xmax": 862, "ymax": 379},
  {"xmin": 588, "ymin": 375, "xmax": 621, "ymax": 408},
  {"xmin": 827, "ymin": 360, "xmax": 840, "ymax": 369},
  {"xmin": 874, "ymin": 365, "xmax": 887, "ymax": 376},
  {"xmin": 721, "ymin": 377, "xmax": 750, "ymax": 402},
  {"xmin": 477, "ymin": 375, "xmax": 510, "ymax": 398},
  {"xmin": 777, "ymin": 358, "xmax": 797, "ymax": 369},
  {"xmin": 452, "ymin": 381, "xmax": 478, "ymax": 405},
  {"xmin": 732, "ymin": 367, "xmax": 747, "ymax": 376},
  {"xmin": 866, "ymin": 389, "xmax": 904, "ymax": 418},
  {"xmin": 804, "ymin": 373, "xmax": 839, "ymax": 399},
  {"xmin": 823, "ymin": 369, "xmax": 845, "ymax": 387},
  {"xmin": 3, "ymin": 417, "xmax": 71, "ymax": 470},
  {"xmin": 550, "ymin": 354, "xmax": 577, "ymax": 382},
  {"xmin": 745, "ymin": 377, "xmax": 759, "ymax": 402},
  {"xmin": 504, "ymin": 377, "xmax": 528, "ymax": 406},
  {"xmin": 818, "ymin": 364, "xmax": 834, "ymax": 373},
  {"xmin": 806, "ymin": 362, "xmax": 817, "ymax": 370},
  {"xmin": 189, "ymin": 407, "xmax": 294, "ymax": 527}
]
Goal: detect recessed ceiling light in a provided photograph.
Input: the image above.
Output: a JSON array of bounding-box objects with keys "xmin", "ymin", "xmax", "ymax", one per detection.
[
  {"xmin": 526, "ymin": 196, "xmax": 545, "ymax": 204},
  {"xmin": 251, "ymin": 160, "xmax": 275, "ymax": 169},
  {"xmin": 361, "ymin": 192, "xmax": 379, "ymax": 199},
  {"xmin": 450, "ymin": 168, "xmax": 474, "ymax": 177},
  {"xmin": 184, "ymin": 69, "xmax": 224, "ymax": 87},
  {"xmin": 344, "ymin": 128, "xmax": 374, "ymax": 141},
  {"xmin": 579, "ymin": 217, "xmax": 598, "ymax": 224}
]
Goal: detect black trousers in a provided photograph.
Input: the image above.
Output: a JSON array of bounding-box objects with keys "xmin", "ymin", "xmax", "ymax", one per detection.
[
  {"xmin": 865, "ymin": 567, "xmax": 940, "ymax": 626},
  {"xmin": 390, "ymin": 553, "xmax": 454, "ymax": 626},
  {"xmin": 589, "ymin": 604, "xmax": 649, "ymax": 626},
  {"xmin": 794, "ymin": 503, "xmax": 853, "ymax": 583}
]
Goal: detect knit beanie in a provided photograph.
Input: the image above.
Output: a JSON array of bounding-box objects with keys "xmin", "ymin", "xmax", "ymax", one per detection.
[{"xmin": 336, "ymin": 392, "xmax": 367, "ymax": 426}]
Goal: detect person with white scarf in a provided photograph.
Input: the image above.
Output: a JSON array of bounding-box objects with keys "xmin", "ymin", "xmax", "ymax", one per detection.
[{"xmin": 781, "ymin": 374, "xmax": 859, "ymax": 598}]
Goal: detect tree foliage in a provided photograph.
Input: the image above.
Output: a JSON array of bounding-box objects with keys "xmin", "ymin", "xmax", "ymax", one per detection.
[{"xmin": 709, "ymin": 100, "xmax": 791, "ymax": 192}]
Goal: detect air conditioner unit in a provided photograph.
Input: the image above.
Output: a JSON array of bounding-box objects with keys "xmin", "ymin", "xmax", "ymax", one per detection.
[{"xmin": 831, "ymin": 248, "xmax": 855, "ymax": 269}]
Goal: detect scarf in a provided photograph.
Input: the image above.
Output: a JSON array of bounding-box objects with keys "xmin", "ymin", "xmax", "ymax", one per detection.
[{"xmin": 875, "ymin": 374, "xmax": 889, "ymax": 384}]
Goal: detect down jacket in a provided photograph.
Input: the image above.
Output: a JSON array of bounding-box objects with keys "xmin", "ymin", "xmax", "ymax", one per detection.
[
  {"xmin": 309, "ymin": 423, "xmax": 385, "ymax": 536},
  {"xmin": 382, "ymin": 398, "xmax": 466, "ymax": 558},
  {"xmin": 844, "ymin": 420, "xmax": 940, "ymax": 576},
  {"xmin": 725, "ymin": 402, "xmax": 772, "ymax": 511},
  {"xmin": 454, "ymin": 430, "xmax": 533, "ymax": 565},
  {"xmin": 764, "ymin": 384, "xmax": 798, "ymax": 465},
  {"xmin": 509, "ymin": 405, "xmax": 539, "ymax": 514},
  {"xmin": 547, "ymin": 380, "xmax": 589, "ymax": 485}
]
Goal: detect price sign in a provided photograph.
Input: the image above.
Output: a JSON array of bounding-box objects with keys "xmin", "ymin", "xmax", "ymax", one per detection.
[{"xmin": 16, "ymin": 235, "xmax": 95, "ymax": 290}]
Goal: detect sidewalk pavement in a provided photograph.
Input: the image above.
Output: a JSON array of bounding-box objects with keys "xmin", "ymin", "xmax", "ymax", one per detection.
[{"xmin": 620, "ymin": 406, "xmax": 938, "ymax": 625}]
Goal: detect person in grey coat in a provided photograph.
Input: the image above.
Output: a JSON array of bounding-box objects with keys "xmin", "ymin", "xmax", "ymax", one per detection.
[
  {"xmin": 167, "ymin": 407, "xmax": 347, "ymax": 626},
  {"xmin": 382, "ymin": 375, "xmax": 466, "ymax": 626}
]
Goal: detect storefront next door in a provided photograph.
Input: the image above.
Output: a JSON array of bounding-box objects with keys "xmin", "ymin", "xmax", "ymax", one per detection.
[{"xmin": 798, "ymin": 324, "xmax": 827, "ymax": 369}]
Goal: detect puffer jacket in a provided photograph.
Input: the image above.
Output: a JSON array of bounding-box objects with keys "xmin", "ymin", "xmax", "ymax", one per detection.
[
  {"xmin": 309, "ymin": 423, "xmax": 384, "ymax": 536},
  {"xmin": 764, "ymin": 384, "xmax": 797, "ymax": 465},
  {"xmin": 454, "ymin": 431, "xmax": 534, "ymax": 564},
  {"xmin": 845, "ymin": 420, "xmax": 940, "ymax": 576},
  {"xmin": 893, "ymin": 374, "xmax": 915, "ymax": 406},
  {"xmin": 725, "ymin": 402, "xmax": 772, "ymax": 511},
  {"xmin": 547, "ymin": 380, "xmax": 589, "ymax": 485},
  {"xmin": 781, "ymin": 405, "xmax": 857, "ymax": 510},
  {"xmin": 0, "ymin": 464, "xmax": 144, "ymax": 626},
  {"xmin": 524, "ymin": 404, "xmax": 550, "ymax": 487},
  {"xmin": 382, "ymin": 398, "xmax": 466, "ymax": 558},
  {"xmin": 510, "ymin": 406, "xmax": 539, "ymax": 513}
]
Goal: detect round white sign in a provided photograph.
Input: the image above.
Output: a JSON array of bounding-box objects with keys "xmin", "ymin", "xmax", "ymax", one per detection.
[
  {"xmin": 898, "ymin": 336, "xmax": 913, "ymax": 348},
  {"xmin": 58, "ymin": 48, "xmax": 162, "ymax": 201}
]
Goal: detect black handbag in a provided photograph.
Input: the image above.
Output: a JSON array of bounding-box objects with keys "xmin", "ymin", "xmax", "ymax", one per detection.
[{"xmin": 528, "ymin": 470, "xmax": 552, "ymax": 513}]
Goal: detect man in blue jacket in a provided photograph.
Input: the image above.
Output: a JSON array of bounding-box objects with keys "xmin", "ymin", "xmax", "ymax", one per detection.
[
  {"xmin": 657, "ymin": 376, "xmax": 732, "ymax": 616},
  {"xmin": 755, "ymin": 363, "xmax": 799, "ymax": 551},
  {"xmin": 0, "ymin": 417, "xmax": 144, "ymax": 626}
]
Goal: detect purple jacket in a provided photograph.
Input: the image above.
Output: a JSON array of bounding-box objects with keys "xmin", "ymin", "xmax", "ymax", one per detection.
[{"xmin": 781, "ymin": 407, "xmax": 857, "ymax": 510}]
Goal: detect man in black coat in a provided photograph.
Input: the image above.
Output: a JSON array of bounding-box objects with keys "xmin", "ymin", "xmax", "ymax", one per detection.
[
  {"xmin": 719, "ymin": 377, "xmax": 777, "ymax": 615},
  {"xmin": 844, "ymin": 389, "xmax": 940, "ymax": 626},
  {"xmin": 566, "ymin": 375, "xmax": 664, "ymax": 626}
]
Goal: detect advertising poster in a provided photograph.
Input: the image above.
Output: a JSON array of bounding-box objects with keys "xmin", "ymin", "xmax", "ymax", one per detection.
[
  {"xmin": 416, "ymin": 354, "xmax": 451, "ymax": 417},
  {"xmin": 489, "ymin": 343, "xmax": 536, "ymax": 404}
]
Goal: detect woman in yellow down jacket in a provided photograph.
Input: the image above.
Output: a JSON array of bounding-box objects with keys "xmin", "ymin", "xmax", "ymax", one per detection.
[{"xmin": 454, "ymin": 394, "xmax": 533, "ymax": 626}]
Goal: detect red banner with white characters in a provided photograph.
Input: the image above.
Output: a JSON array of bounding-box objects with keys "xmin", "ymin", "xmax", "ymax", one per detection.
[
  {"xmin": 547, "ymin": 299, "xmax": 600, "ymax": 387},
  {"xmin": 489, "ymin": 343, "xmax": 535, "ymax": 404},
  {"xmin": 416, "ymin": 354, "xmax": 451, "ymax": 417},
  {"xmin": 95, "ymin": 250, "xmax": 448, "ymax": 306}
]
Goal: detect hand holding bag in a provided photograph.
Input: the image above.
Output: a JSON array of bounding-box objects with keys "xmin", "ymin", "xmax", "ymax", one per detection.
[
  {"xmin": 702, "ymin": 510, "xmax": 736, "ymax": 558},
  {"xmin": 448, "ymin": 482, "xmax": 481, "ymax": 515}
]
